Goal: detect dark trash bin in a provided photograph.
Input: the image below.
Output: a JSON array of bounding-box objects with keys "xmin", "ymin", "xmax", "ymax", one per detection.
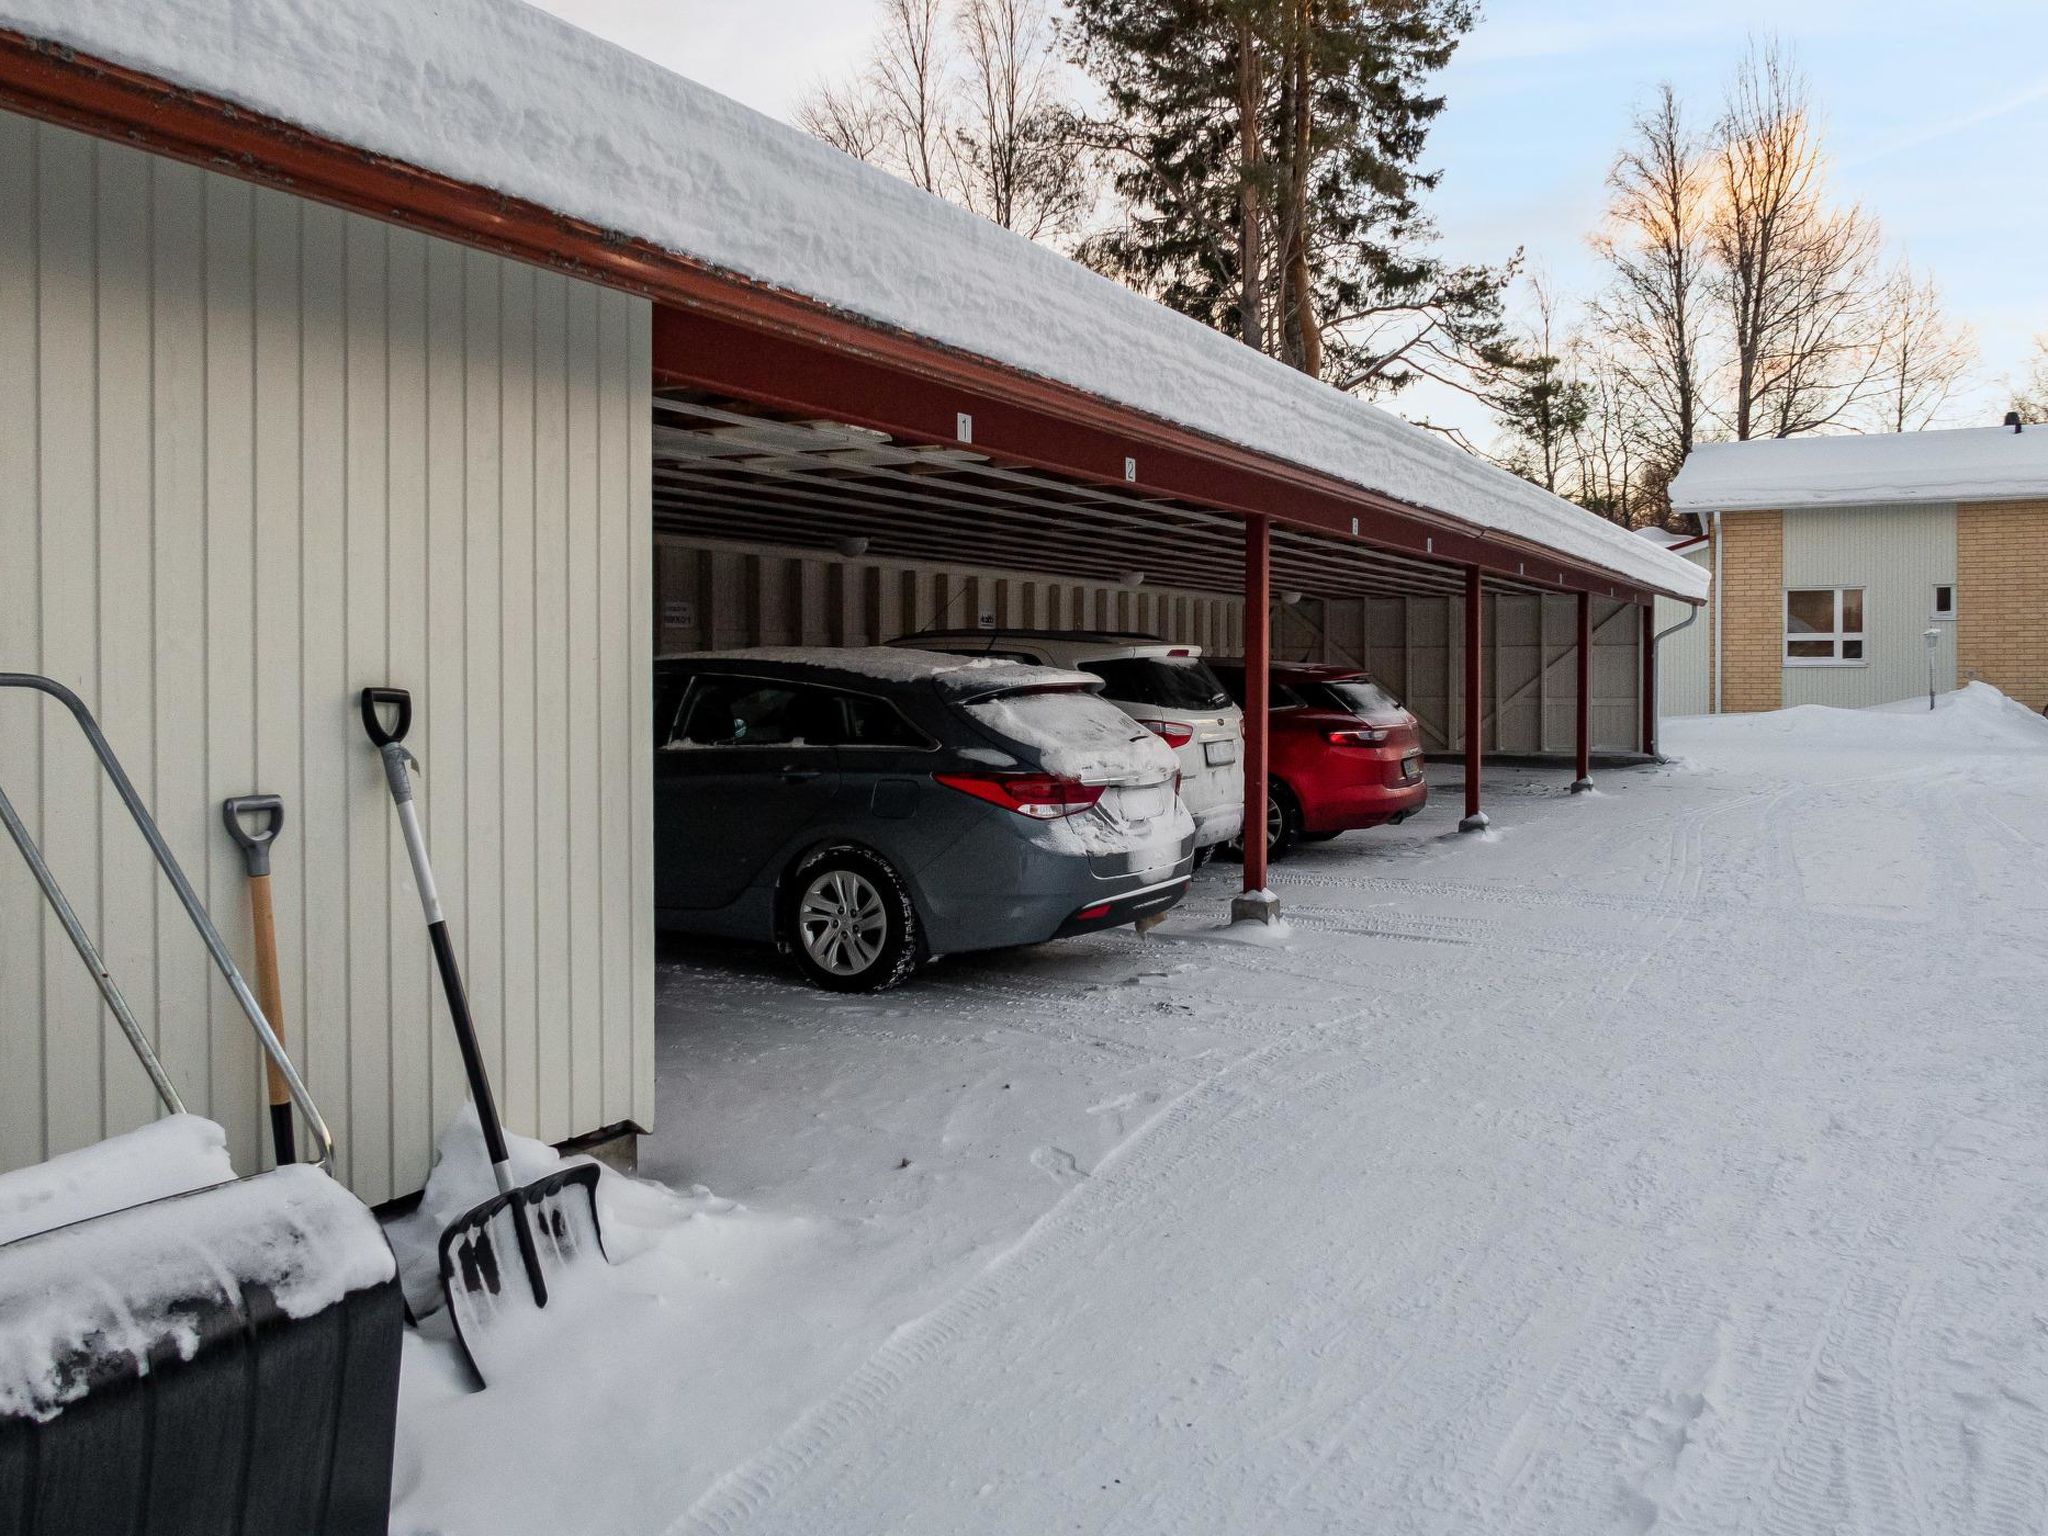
[{"xmin": 0, "ymin": 1165, "xmax": 403, "ymax": 1536}]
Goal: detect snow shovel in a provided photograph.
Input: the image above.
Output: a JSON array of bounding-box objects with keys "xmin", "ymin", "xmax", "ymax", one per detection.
[
  {"xmin": 360, "ymin": 686, "xmax": 606, "ymax": 1385},
  {"xmin": 223, "ymin": 793, "xmax": 297, "ymax": 1166}
]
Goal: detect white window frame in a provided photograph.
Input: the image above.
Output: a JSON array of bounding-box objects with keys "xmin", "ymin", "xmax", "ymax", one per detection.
[
  {"xmin": 1930, "ymin": 583, "xmax": 1957, "ymax": 622},
  {"xmin": 1783, "ymin": 587, "xmax": 1866, "ymax": 667}
]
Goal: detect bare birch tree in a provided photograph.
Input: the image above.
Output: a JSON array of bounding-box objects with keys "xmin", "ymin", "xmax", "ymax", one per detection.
[
  {"xmin": 1710, "ymin": 42, "xmax": 1886, "ymax": 439},
  {"xmin": 797, "ymin": 0, "xmax": 1089, "ymax": 240},
  {"xmin": 798, "ymin": 0, "xmax": 956, "ymax": 192},
  {"xmin": 2011, "ymin": 335, "xmax": 2048, "ymax": 424},
  {"xmin": 1587, "ymin": 83, "xmax": 1711, "ymax": 480},
  {"xmin": 796, "ymin": 80, "xmax": 892, "ymax": 163},
  {"xmin": 872, "ymin": 0, "xmax": 955, "ymax": 194},
  {"xmin": 952, "ymin": 0, "xmax": 1087, "ymax": 238},
  {"xmin": 1869, "ymin": 266, "xmax": 1976, "ymax": 432}
]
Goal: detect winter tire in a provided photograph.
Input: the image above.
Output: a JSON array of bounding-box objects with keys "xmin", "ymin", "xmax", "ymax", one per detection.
[
  {"xmin": 1264, "ymin": 783, "xmax": 1303, "ymax": 860},
  {"xmin": 1227, "ymin": 782, "xmax": 1302, "ymax": 862},
  {"xmin": 783, "ymin": 845, "xmax": 921, "ymax": 993}
]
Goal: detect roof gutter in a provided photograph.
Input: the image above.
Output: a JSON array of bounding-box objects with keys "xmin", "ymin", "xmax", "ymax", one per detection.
[{"xmin": 1711, "ymin": 510, "xmax": 1725, "ymax": 715}]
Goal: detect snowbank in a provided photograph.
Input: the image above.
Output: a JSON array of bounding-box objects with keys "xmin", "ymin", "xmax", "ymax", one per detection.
[
  {"xmin": 1670, "ymin": 425, "xmax": 2048, "ymax": 512},
  {"xmin": 0, "ymin": 1114, "xmax": 235, "ymax": 1245},
  {"xmin": 966, "ymin": 691, "xmax": 1178, "ymax": 784},
  {"xmin": 0, "ymin": 0, "xmax": 1703, "ymax": 604},
  {"xmin": 1664, "ymin": 682, "xmax": 2048, "ymax": 755},
  {"xmin": 0, "ymin": 1164, "xmax": 394, "ymax": 1421},
  {"xmin": 387, "ymin": 1107, "xmax": 811, "ymax": 1534}
]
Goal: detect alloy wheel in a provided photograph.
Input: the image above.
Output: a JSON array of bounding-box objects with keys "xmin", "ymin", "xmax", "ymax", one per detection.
[{"xmin": 798, "ymin": 868, "xmax": 889, "ymax": 976}]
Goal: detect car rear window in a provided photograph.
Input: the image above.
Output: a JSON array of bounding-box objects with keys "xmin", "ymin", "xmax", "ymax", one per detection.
[
  {"xmin": 1315, "ymin": 679, "xmax": 1405, "ymax": 717},
  {"xmin": 963, "ymin": 687, "xmax": 1175, "ymax": 783},
  {"xmin": 663, "ymin": 677, "xmax": 929, "ymax": 749},
  {"xmin": 1078, "ymin": 657, "xmax": 1230, "ymax": 711}
]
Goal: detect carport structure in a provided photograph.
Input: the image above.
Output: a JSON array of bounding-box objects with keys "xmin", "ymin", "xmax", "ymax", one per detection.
[
  {"xmin": 641, "ymin": 298, "xmax": 1684, "ymax": 887},
  {"xmin": 0, "ymin": 0, "xmax": 1707, "ymax": 1201}
]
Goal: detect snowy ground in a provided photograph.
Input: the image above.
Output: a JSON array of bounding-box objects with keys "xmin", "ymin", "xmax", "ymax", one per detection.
[{"xmin": 391, "ymin": 685, "xmax": 2048, "ymax": 1535}]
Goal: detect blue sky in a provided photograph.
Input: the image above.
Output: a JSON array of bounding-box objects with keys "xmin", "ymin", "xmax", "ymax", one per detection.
[{"xmin": 537, "ymin": 0, "xmax": 2048, "ymax": 437}]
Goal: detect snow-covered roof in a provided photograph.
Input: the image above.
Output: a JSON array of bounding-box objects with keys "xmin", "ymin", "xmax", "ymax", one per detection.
[
  {"xmin": 2, "ymin": 0, "xmax": 1705, "ymax": 602},
  {"xmin": 1669, "ymin": 426, "xmax": 2048, "ymax": 513}
]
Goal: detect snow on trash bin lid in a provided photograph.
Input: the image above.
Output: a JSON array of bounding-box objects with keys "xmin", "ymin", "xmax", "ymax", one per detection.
[
  {"xmin": 0, "ymin": 1163, "xmax": 395, "ymax": 1423},
  {"xmin": 0, "ymin": 1114, "xmax": 237, "ymax": 1247}
]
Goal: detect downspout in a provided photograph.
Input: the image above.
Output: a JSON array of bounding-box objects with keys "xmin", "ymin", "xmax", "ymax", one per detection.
[{"xmin": 1710, "ymin": 509, "xmax": 1724, "ymax": 714}]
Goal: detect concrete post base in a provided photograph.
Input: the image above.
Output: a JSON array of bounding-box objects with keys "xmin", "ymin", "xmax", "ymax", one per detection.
[
  {"xmin": 1230, "ymin": 890, "xmax": 1282, "ymax": 925},
  {"xmin": 1458, "ymin": 812, "xmax": 1491, "ymax": 834},
  {"xmin": 1569, "ymin": 778, "xmax": 1595, "ymax": 795}
]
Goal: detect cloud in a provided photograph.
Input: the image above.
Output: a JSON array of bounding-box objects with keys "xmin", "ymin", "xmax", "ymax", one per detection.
[{"xmin": 1844, "ymin": 72, "xmax": 2048, "ymax": 166}]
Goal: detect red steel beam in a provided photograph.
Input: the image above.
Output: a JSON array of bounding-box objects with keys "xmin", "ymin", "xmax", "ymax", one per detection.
[
  {"xmin": 1240, "ymin": 515, "xmax": 1272, "ymax": 901},
  {"xmin": 1571, "ymin": 590, "xmax": 1594, "ymax": 793},
  {"xmin": 1641, "ymin": 604, "xmax": 1659, "ymax": 758},
  {"xmin": 1459, "ymin": 566, "xmax": 1488, "ymax": 833},
  {"xmin": 0, "ymin": 28, "xmax": 1681, "ymax": 607}
]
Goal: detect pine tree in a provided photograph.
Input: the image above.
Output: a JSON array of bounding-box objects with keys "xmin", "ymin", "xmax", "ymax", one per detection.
[{"xmin": 1066, "ymin": 0, "xmax": 1515, "ymax": 398}]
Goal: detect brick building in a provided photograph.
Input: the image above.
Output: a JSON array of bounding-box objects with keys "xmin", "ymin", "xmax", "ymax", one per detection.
[{"xmin": 1666, "ymin": 423, "xmax": 2048, "ymax": 714}]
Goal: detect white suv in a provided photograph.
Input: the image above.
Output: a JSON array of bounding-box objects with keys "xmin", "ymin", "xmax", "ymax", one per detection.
[{"xmin": 894, "ymin": 630, "xmax": 1246, "ymax": 852}]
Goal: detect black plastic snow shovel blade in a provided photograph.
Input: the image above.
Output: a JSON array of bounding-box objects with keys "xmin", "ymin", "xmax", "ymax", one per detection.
[{"xmin": 436, "ymin": 1163, "xmax": 607, "ymax": 1386}]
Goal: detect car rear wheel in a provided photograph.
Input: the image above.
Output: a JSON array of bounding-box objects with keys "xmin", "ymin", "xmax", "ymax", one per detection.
[
  {"xmin": 784, "ymin": 846, "xmax": 921, "ymax": 992},
  {"xmin": 1228, "ymin": 783, "xmax": 1301, "ymax": 862},
  {"xmin": 1264, "ymin": 784, "xmax": 1302, "ymax": 860}
]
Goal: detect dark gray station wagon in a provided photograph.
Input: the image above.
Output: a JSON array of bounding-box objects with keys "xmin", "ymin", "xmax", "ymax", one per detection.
[{"xmin": 654, "ymin": 648, "xmax": 1196, "ymax": 990}]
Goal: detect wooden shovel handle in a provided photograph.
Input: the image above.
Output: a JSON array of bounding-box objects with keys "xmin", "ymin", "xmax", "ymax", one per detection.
[{"xmin": 246, "ymin": 872, "xmax": 290, "ymax": 1111}]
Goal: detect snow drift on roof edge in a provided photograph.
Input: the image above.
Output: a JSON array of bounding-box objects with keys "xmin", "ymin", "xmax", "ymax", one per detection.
[{"xmin": 0, "ymin": 0, "xmax": 1703, "ymax": 602}]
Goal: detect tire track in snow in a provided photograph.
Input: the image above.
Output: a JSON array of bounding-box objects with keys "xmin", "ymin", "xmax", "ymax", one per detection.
[{"xmin": 665, "ymin": 1024, "xmax": 1373, "ymax": 1536}]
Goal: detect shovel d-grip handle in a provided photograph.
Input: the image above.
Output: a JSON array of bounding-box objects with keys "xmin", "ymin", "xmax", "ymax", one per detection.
[
  {"xmin": 360, "ymin": 686, "xmax": 413, "ymax": 748},
  {"xmin": 221, "ymin": 794, "xmax": 285, "ymax": 878}
]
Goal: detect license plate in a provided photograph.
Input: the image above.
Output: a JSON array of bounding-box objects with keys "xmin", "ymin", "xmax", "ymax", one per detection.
[
  {"xmin": 1121, "ymin": 784, "xmax": 1169, "ymax": 820},
  {"xmin": 1401, "ymin": 754, "xmax": 1423, "ymax": 779},
  {"xmin": 1203, "ymin": 739, "xmax": 1238, "ymax": 767}
]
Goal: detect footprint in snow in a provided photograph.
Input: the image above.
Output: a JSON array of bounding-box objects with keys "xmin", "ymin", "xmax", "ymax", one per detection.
[{"xmin": 1030, "ymin": 1146, "xmax": 1087, "ymax": 1185}]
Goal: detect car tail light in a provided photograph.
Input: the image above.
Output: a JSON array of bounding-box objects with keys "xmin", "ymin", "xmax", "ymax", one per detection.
[
  {"xmin": 1146, "ymin": 721, "xmax": 1194, "ymax": 749},
  {"xmin": 1075, "ymin": 901, "xmax": 1112, "ymax": 920},
  {"xmin": 934, "ymin": 771, "xmax": 1105, "ymax": 819},
  {"xmin": 1327, "ymin": 727, "xmax": 1390, "ymax": 746}
]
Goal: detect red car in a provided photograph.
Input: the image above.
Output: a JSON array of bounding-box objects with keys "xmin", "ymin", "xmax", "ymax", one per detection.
[{"xmin": 1209, "ymin": 662, "xmax": 1428, "ymax": 857}]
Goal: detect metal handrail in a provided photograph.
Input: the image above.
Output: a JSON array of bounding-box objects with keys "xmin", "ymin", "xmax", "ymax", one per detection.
[{"xmin": 0, "ymin": 673, "xmax": 335, "ymax": 1174}]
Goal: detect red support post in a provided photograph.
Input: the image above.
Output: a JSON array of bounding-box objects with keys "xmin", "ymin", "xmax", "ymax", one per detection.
[
  {"xmin": 1571, "ymin": 589, "xmax": 1594, "ymax": 794},
  {"xmin": 1459, "ymin": 565, "xmax": 1489, "ymax": 832},
  {"xmin": 1232, "ymin": 514, "xmax": 1278, "ymax": 923},
  {"xmin": 1641, "ymin": 602, "xmax": 1659, "ymax": 758}
]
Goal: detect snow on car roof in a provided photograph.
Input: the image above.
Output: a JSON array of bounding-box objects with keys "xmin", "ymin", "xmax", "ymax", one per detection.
[
  {"xmin": 3, "ymin": 0, "xmax": 1704, "ymax": 604},
  {"xmin": 666, "ymin": 646, "xmax": 1100, "ymax": 701},
  {"xmin": 1669, "ymin": 426, "xmax": 2048, "ymax": 512}
]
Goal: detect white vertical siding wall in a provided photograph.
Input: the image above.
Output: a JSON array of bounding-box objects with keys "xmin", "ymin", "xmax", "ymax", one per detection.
[
  {"xmin": 1780, "ymin": 503, "xmax": 1956, "ymax": 709},
  {"xmin": 1656, "ymin": 547, "xmax": 1713, "ymax": 718},
  {"xmin": 0, "ymin": 115, "xmax": 653, "ymax": 1203}
]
